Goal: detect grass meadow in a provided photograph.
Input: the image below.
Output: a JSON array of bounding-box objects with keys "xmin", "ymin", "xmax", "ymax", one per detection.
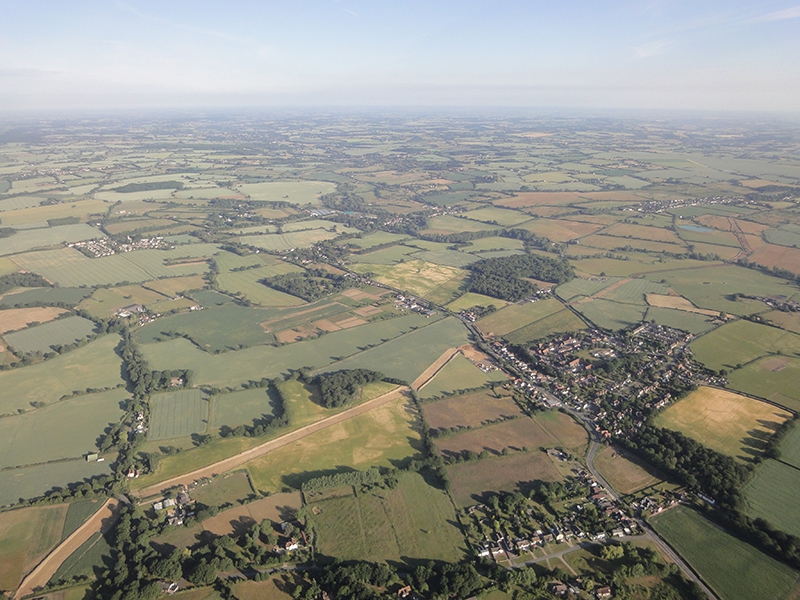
[
  {"xmin": 651, "ymin": 506, "xmax": 800, "ymax": 600},
  {"xmin": 210, "ymin": 387, "xmax": 280, "ymax": 428},
  {"xmin": 690, "ymin": 320, "xmax": 800, "ymax": 372},
  {"xmin": 4, "ymin": 315, "xmax": 97, "ymax": 354},
  {"xmin": 503, "ymin": 308, "xmax": 587, "ymax": 343},
  {"xmin": 0, "ymin": 459, "xmax": 112, "ymax": 507},
  {"xmin": 593, "ymin": 446, "xmax": 664, "ymax": 495},
  {"xmin": 727, "ymin": 356, "xmax": 800, "ymax": 411},
  {"xmin": 148, "ymin": 389, "xmax": 209, "ymax": 441},
  {"xmin": 477, "ymin": 298, "xmax": 563, "ymax": 337},
  {"xmin": 310, "ymin": 472, "xmax": 466, "ymax": 564},
  {"xmin": 0, "ymin": 334, "xmax": 124, "ymax": 415},
  {"xmin": 743, "ymin": 459, "xmax": 800, "ymax": 537},
  {"xmin": 418, "ymin": 354, "xmax": 506, "ymax": 399}
]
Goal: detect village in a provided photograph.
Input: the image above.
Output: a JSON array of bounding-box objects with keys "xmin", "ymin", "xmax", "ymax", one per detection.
[{"xmin": 70, "ymin": 235, "xmax": 174, "ymax": 258}]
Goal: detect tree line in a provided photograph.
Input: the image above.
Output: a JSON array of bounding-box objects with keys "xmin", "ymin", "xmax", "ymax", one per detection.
[{"xmin": 262, "ymin": 269, "xmax": 355, "ymax": 301}]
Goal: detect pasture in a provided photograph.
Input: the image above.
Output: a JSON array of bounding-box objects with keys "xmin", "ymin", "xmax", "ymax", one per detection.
[
  {"xmin": 350, "ymin": 259, "xmax": 466, "ymax": 301},
  {"xmin": 148, "ymin": 389, "xmax": 209, "ymax": 441},
  {"xmin": 244, "ymin": 395, "xmax": 421, "ymax": 492},
  {"xmin": 463, "ymin": 236, "xmax": 526, "ymax": 253},
  {"xmin": 593, "ymin": 446, "xmax": 663, "ymax": 495},
  {"xmin": 0, "ymin": 223, "xmax": 97, "ymax": 256},
  {"xmin": 209, "ymin": 387, "xmax": 280, "ymax": 428},
  {"xmin": 423, "ymin": 390, "xmax": 522, "ymax": 430},
  {"xmin": 310, "ymin": 472, "xmax": 466, "ymax": 563},
  {"xmin": 643, "ymin": 306, "xmax": 717, "ymax": 334},
  {"xmin": 504, "ymin": 308, "xmax": 587, "ymax": 343},
  {"xmin": 654, "ymin": 386, "xmax": 791, "ymax": 461},
  {"xmin": 690, "ymin": 320, "xmax": 800, "ymax": 372},
  {"xmin": 447, "ymin": 452, "xmax": 563, "ymax": 507},
  {"xmin": 421, "ymin": 215, "xmax": 501, "ymax": 235},
  {"xmin": 778, "ymin": 424, "xmax": 800, "ymax": 469},
  {"xmin": 349, "ymin": 244, "xmax": 421, "ymax": 265},
  {"xmin": 141, "ymin": 313, "xmax": 451, "ymax": 388},
  {"xmin": 419, "ymin": 354, "xmax": 506, "ymax": 399},
  {"xmin": 216, "ymin": 268, "xmax": 306, "ymax": 307},
  {"xmin": 600, "ymin": 278, "xmax": 669, "ymax": 304},
  {"xmin": 0, "ymin": 307, "xmax": 67, "ymax": 333},
  {"xmin": 0, "ymin": 287, "xmax": 92, "ymax": 309},
  {"xmin": 651, "ymin": 506, "xmax": 800, "ymax": 600},
  {"xmin": 143, "ymin": 275, "xmax": 207, "ymax": 297},
  {"xmin": 0, "ymin": 504, "xmax": 68, "ymax": 591},
  {"xmin": 0, "ymin": 199, "xmax": 108, "ymax": 227},
  {"xmin": 235, "ymin": 181, "xmax": 336, "ymax": 205},
  {"xmin": 436, "ymin": 411, "xmax": 587, "ymax": 458},
  {"xmin": 136, "ymin": 304, "xmax": 278, "ymax": 352},
  {"xmin": 0, "ymin": 388, "xmax": 127, "ymax": 470},
  {"xmin": 347, "ymin": 231, "xmax": 410, "ymax": 249},
  {"xmin": 461, "ymin": 206, "xmax": 533, "ymax": 226},
  {"xmin": 231, "ymin": 577, "xmax": 294, "ymax": 600},
  {"xmin": 765, "ymin": 310, "xmax": 800, "ymax": 335},
  {"xmin": 49, "ymin": 530, "xmax": 112, "ymax": 586},
  {"xmin": 239, "ymin": 229, "xmax": 341, "ymax": 252},
  {"xmin": 0, "ymin": 334, "xmax": 124, "ymax": 415},
  {"xmin": 743, "ymin": 460, "xmax": 800, "ymax": 537},
  {"xmin": 4, "ymin": 315, "xmax": 97, "ymax": 354},
  {"xmin": 572, "ymin": 298, "xmax": 646, "ymax": 330},
  {"xmin": 445, "ymin": 292, "xmax": 509, "ymax": 312},
  {"xmin": 78, "ymin": 285, "xmax": 168, "ymax": 318},
  {"xmin": 190, "ymin": 472, "xmax": 255, "ymax": 507},
  {"xmin": 727, "ymin": 356, "xmax": 800, "ymax": 412},
  {"xmin": 555, "ymin": 277, "xmax": 620, "ymax": 302},
  {"xmin": 477, "ymin": 298, "xmax": 563, "ymax": 337}
]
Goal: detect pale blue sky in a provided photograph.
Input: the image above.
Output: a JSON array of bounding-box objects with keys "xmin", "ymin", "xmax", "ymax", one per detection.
[{"xmin": 1, "ymin": 1, "xmax": 798, "ymax": 112}]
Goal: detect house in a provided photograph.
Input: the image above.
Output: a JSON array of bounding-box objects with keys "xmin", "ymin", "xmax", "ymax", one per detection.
[
  {"xmin": 397, "ymin": 586, "xmax": 412, "ymax": 598},
  {"xmin": 596, "ymin": 586, "xmax": 612, "ymax": 599},
  {"xmin": 284, "ymin": 538, "xmax": 300, "ymax": 552},
  {"xmin": 547, "ymin": 581, "xmax": 568, "ymax": 596},
  {"xmin": 85, "ymin": 453, "xmax": 99, "ymax": 462}
]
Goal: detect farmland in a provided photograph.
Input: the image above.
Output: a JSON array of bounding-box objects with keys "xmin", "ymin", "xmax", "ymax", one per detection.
[
  {"xmin": 418, "ymin": 354, "xmax": 506, "ymax": 399},
  {"xmin": 0, "ymin": 334, "xmax": 124, "ymax": 415},
  {"xmin": 743, "ymin": 460, "xmax": 800, "ymax": 537},
  {"xmin": 652, "ymin": 506, "xmax": 800, "ymax": 600},
  {"xmin": 349, "ymin": 259, "xmax": 466, "ymax": 302},
  {"xmin": 148, "ymin": 389, "xmax": 210, "ymax": 441},
  {"xmin": 422, "ymin": 390, "xmax": 522, "ymax": 430},
  {"xmin": 310, "ymin": 472, "xmax": 466, "ymax": 563},
  {"xmin": 0, "ymin": 388, "xmax": 127, "ymax": 469},
  {"xmin": 593, "ymin": 446, "xmax": 663, "ymax": 495},
  {"xmin": 503, "ymin": 307, "xmax": 587, "ymax": 343},
  {"xmin": 209, "ymin": 387, "xmax": 280, "ymax": 428},
  {"xmin": 476, "ymin": 298, "xmax": 563, "ymax": 337},
  {"xmin": 4, "ymin": 315, "xmax": 97, "ymax": 354},
  {"xmin": 690, "ymin": 320, "xmax": 800, "ymax": 372},
  {"xmin": 654, "ymin": 386, "xmax": 791, "ymax": 461},
  {"xmin": 726, "ymin": 356, "xmax": 800, "ymax": 411},
  {"xmin": 0, "ymin": 307, "xmax": 67, "ymax": 333}
]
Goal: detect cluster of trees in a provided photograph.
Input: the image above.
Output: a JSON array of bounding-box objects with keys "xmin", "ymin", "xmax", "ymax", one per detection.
[
  {"xmin": 309, "ymin": 369, "xmax": 385, "ymax": 408},
  {"xmin": 764, "ymin": 414, "xmax": 798, "ymax": 459},
  {"xmin": 621, "ymin": 426, "xmax": 751, "ymax": 506},
  {"xmin": 263, "ymin": 269, "xmax": 355, "ymax": 301},
  {"xmin": 467, "ymin": 254, "xmax": 573, "ymax": 301},
  {"xmin": 0, "ymin": 272, "xmax": 50, "ymax": 295},
  {"xmin": 738, "ymin": 258, "xmax": 800, "ymax": 283},
  {"xmin": 120, "ymin": 334, "xmax": 192, "ymax": 398},
  {"xmin": 112, "ymin": 181, "xmax": 184, "ymax": 193}
]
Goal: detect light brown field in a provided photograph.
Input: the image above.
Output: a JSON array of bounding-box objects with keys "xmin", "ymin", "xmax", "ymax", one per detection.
[
  {"xmin": 275, "ymin": 326, "xmax": 318, "ymax": 343},
  {"xmin": 735, "ymin": 219, "xmax": 770, "ymax": 235},
  {"xmin": 458, "ymin": 343, "xmax": 494, "ymax": 364},
  {"xmin": 654, "ymin": 386, "xmax": 791, "ymax": 461},
  {"xmin": 593, "ymin": 446, "xmax": 663, "ymax": 495},
  {"xmin": 423, "ymin": 391, "xmax": 522, "ymax": 430},
  {"xmin": 517, "ymin": 219, "xmax": 603, "ymax": 242},
  {"xmin": 332, "ymin": 316, "xmax": 368, "ymax": 329},
  {"xmin": 645, "ymin": 294, "xmax": 719, "ymax": 317},
  {"xmin": 232, "ymin": 577, "xmax": 295, "ymax": 600},
  {"xmin": 0, "ymin": 307, "xmax": 67, "ymax": 334},
  {"xmin": 581, "ymin": 234, "xmax": 684, "ymax": 253},
  {"xmin": 259, "ymin": 302, "xmax": 341, "ymax": 331},
  {"xmin": 602, "ymin": 223, "xmax": 684, "ymax": 244},
  {"xmin": 761, "ymin": 357, "xmax": 791, "ymax": 372},
  {"xmin": 749, "ymin": 244, "xmax": 800, "ymax": 274},
  {"xmin": 739, "ymin": 179, "xmax": 788, "ymax": 189},
  {"xmin": 144, "ymin": 275, "xmax": 207, "ymax": 296},
  {"xmin": 202, "ymin": 492, "xmax": 303, "ymax": 536},
  {"xmin": 353, "ymin": 305, "xmax": 383, "ymax": 317},
  {"xmin": 313, "ymin": 319, "xmax": 340, "ymax": 332},
  {"xmin": 340, "ymin": 287, "xmax": 386, "ymax": 301},
  {"xmin": 764, "ymin": 311, "xmax": 800, "ymax": 335}
]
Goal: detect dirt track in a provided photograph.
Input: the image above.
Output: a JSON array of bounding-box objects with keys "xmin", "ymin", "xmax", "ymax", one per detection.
[
  {"xmin": 136, "ymin": 387, "xmax": 410, "ymax": 498},
  {"xmin": 411, "ymin": 347, "xmax": 460, "ymax": 390},
  {"xmin": 15, "ymin": 498, "xmax": 119, "ymax": 599}
]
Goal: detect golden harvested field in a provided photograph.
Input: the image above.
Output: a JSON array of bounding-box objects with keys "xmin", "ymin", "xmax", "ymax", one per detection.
[
  {"xmin": 202, "ymin": 492, "xmax": 302, "ymax": 536},
  {"xmin": 645, "ymin": 294, "xmax": 719, "ymax": 317},
  {"xmin": 232, "ymin": 577, "xmax": 295, "ymax": 600},
  {"xmin": 350, "ymin": 259, "xmax": 465, "ymax": 299},
  {"xmin": 654, "ymin": 386, "xmax": 791, "ymax": 461},
  {"xmin": 0, "ymin": 307, "xmax": 67, "ymax": 333},
  {"xmin": 593, "ymin": 446, "xmax": 663, "ymax": 495},
  {"xmin": 423, "ymin": 391, "xmax": 522, "ymax": 430},
  {"xmin": 748, "ymin": 243, "xmax": 800, "ymax": 274}
]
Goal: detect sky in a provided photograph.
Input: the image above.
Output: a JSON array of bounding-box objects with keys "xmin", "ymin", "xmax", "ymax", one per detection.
[{"xmin": 0, "ymin": 0, "xmax": 798, "ymax": 113}]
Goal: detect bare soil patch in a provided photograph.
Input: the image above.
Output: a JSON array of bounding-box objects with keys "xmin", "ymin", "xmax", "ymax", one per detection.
[
  {"xmin": 761, "ymin": 357, "xmax": 791, "ymax": 372},
  {"xmin": 313, "ymin": 319, "xmax": 341, "ymax": 332},
  {"xmin": 645, "ymin": 294, "xmax": 719, "ymax": 317},
  {"xmin": 202, "ymin": 492, "xmax": 302, "ymax": 536},
  {"xmin": 276, "ymin": 326, "xmax": 318, "ymax": 343}
]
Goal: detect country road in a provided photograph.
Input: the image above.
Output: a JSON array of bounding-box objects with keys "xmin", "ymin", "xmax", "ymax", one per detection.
[
  {"xmin": 14, "ymin": 499, "xmax": 120, "ymax": 600},
  {"xmin": 135, "ymin": 386, "xmax": 410, "ymax": 498}
]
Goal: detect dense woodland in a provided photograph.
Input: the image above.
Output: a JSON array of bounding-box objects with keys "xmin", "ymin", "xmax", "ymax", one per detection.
[
  {"xmin": 468, "ymin": 254, "xmax": 574, "ymax": 301},
  {"xmin": 263, "ymin": 270, "xmax": 356, "ymax": 301},
  {"xmin": 309, "ymin": 369, "xmax": 386, "ymax": 408}
]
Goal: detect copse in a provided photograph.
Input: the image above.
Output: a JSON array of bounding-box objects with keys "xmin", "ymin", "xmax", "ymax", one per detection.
[
  {"xmin": 310, "ymin": 368, "xmax": 385, "ymax": 408},
  {"xmin": 467, "ymin": 253, "xmax": 573, "ymax": 301}
]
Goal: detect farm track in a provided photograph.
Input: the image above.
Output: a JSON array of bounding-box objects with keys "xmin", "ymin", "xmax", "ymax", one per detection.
[
  {"xmin": 14, "ymin": 498, "xmax": 120, "ymax": 600},
  {"xmin": 729, "ymin": 217, "xmax": 753, "ymax": 261},
  {"xmin": 135, "ymin": 387, "xmax": 410, "ymax": 498},
  {"xmin": 411, "ymin": 347, "xmax": 460, "ymax": 391}
]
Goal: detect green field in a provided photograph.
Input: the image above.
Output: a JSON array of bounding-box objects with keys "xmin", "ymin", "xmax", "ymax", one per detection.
[
  {"xmin": 690, "ymin": 320, "xmax": 800, "ymax": 372},
  {"xmin": 423, "ymin": 215, "xmax": 502, "ymax": 235},
  {"xmin": 210, "ymin": 387, "xmax": 280, "ymax": 428},
  {"xmin": 216, "ymin": 266, "xmax": 305, "ymax": 306},
  {"xmin": 413, "ymin": 249, "xmax": 480, "ymax": 268},
  {"xmin": 148, "ymin": 389, "xmax": 209, "ymax": 440},
  {"xmin": 49, "ymin": 530, "xmax": 112, "ymax": 584},
  {"xmin": 643, "ymin": 306, "xmax": 718, "ymax": 334},
  {"xmin": 0, "ymin": 287, "xmax": 93, "ymax": 308},
  {"xmin": 419, "ymin": 354, "xmax": 506, "ymax": 399},
  {"xmin": 190, "ymin": 471, "xmax": 254, "ymax": 506},
  {"xmin": 445, "ymin": 292, "xmax": 509, "ymax": 312},
  {"xmin": 310, "ymin": 472, "xmax": 466, "ymax": 563},
  {"xmin": 743, "ymin": 460, "xmax": 800, "ymax": 537},
  {"xmin": 0, "ymin": 388, "xmax": 127, "ymax": 469},
  {"xmin": 136, "ymin": 304, "xmax": 278, "ymax": 352},
  {"xmin": 727, "ymin": 356, "xmax": 800, "ymax": 411},
  {"xmin": 504, "ymin": 308, "xmax": 587, "ymax": 343},
  {"xmin": 10, "ymin": 245, "xmax": 215, "ymax": 287},
  {"xmin": 778, "ymin": 424, "xmax": 800, "ymax": 469},
  {"xmin": 555, "ymin": 277, "xmax": 620, "ymax": 302},
  {"xmin": 0, "ymin": 223, "xmax": 96, "ymax": 256},
  {"xmin": 349, "ymin": 244, "xmax": 421, "ymax": 265},
  {"xmin": 314, "ymin": 316, "xmax": 470, "ymax": 384},
  {"xmin": 347, "ymin": 231, "xmax": 411, "ymax": 249},
  {"xmin": 245, "ymin": 394, "xmax": 420, "ymax": 492},
  {"xmin": 141, "ymin": 313, "xmax": 450, "ymax": 388},
  {"xmin": 0, "ymin": 458, "xmax": 112, "ymax": 507},
  {"xmin": 573, "ymin": 298, "xmax": 646, "ymax": 330},
  {"xmin": 651, "ymin": 506, "xmax": 800, "ymax": 600},
  {"xmin": 0, "ymin": 334, "xmax": 124, "ymax": 415},
  {"xmin": 477, "ymin": 298, "xmax": 563, "ymax": 336},
  {"xmin": 4, "ymin": 315, "xmax": 97, "ymax": 354},
  {"xmin": 235, "ymin": 181, "xmax": 336, "ymax": 205},
  {"xmin": 461, "ymin": 206, "xmax": 533, "ymax": 226},
  {"xmin": 600, "ymin": 278, "xmax": 670, "ymax": 304},
  {"xmin": 78, "ymin": 284, "xmax": 170, "ymax": 318},
  {"xmin": 239, "ymin": 229, "xmax": 341, "ymax": 252},
  {"xmin": 463, "ymin": 236, "xmax": 526, "ymax": 253},
  {"xmin": 61, "ymin": 499, "xmax": 105, "ymax": 540}
]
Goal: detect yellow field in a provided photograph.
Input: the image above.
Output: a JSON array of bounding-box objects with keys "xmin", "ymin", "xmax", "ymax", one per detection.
[
  {"xmin": 645, "ymin": 294, "xmax": 719, "ymax": 317},
  {"xmin": 654, "ymin": 386, "xmax": 791, "ymax": 461},
  {"xmin": 350, "ymin": 259, "xmax": 465, "ymax": 300},
  {"xmin": 0, "ymin": 199, "xmax": 108, "ymax": 226},
  {"xmin": 593, "ymin": 446, "xmax": 663, "ymax": 495},
  {"xmin": 0, "ymin": 307, "xmax": 68, "ymax": 333}
]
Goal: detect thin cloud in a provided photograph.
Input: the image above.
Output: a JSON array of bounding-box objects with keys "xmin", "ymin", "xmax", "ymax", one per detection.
[
  {"xmin": 634, "ymin": 39, "xmax": 673, "ymax": 59},
  {"xmin": 753, "ymin": 5, "xmax": 800, "ymax": 22},
  {"xmin": 342, "ymin": 8, "xmax": 359, "ymax": 18}
]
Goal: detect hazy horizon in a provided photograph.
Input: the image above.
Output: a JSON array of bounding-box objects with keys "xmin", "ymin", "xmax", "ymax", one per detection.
[{"xmin": 1, "ymin": 1, "xmax": 799, "ymax": 113}]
